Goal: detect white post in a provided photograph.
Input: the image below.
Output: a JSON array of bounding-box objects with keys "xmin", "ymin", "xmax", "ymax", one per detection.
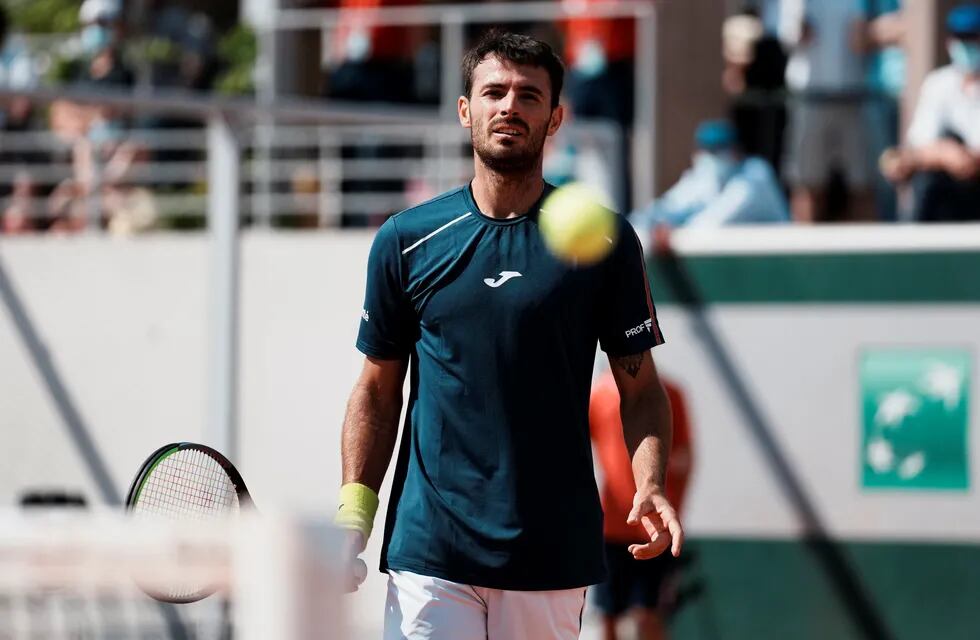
[
  {"xmin": 441, "ymin": 15, "xmax": 466, "ymax": 122},
  {"xmin": 633, "ymin": 6, "xmax": 657, "ymax": 206},
  {"xmin": 207, "ymin": 115, "xmax": 241, "ymax": 460}
]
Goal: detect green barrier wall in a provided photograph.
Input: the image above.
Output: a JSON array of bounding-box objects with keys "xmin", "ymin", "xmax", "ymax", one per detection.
[{"xmin": 650, "ymin": 248, "xmax": 980, "ymax": 638}]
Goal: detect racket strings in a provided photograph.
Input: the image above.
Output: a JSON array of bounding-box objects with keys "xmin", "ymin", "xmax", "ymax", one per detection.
[
  {"xmin": 133, "ymin": 449, "xmax": 239, "ymax": 522},
  {"xmin": 130, "ymin": 449, "xmax": 241, "ymax": 601}
]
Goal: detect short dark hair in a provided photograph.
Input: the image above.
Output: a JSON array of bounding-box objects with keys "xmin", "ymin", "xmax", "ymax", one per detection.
[{"xmin": 462, "ymin": 30, "xmax": 565, "ymax": 109}]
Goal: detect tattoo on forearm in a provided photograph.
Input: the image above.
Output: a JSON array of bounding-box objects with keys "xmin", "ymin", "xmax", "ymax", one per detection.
[{"xmin": 612, "ymin": 353, "xmax": 644, "ymax": 378}]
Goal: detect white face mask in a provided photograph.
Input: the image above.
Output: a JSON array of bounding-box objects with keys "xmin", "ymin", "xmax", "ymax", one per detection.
[{"xmin": 949, "ymin": 39, "xmax": 980, "ymax": 74}]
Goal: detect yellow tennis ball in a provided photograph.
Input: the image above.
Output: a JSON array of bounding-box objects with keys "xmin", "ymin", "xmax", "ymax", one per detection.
[{"xmin": 539, "ymin": 183, "xmax": 618, "ymax": 266}]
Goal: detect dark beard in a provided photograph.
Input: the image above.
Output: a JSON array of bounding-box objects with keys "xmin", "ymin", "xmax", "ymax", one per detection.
[{"xmin": 471, "ymin": 127, "xmax": 547, "ymax": 175}]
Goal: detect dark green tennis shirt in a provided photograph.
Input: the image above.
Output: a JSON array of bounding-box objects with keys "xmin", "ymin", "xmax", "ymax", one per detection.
[{"xmin": 356, "ymin": 183, "xmax": 664, "ymax": 590}]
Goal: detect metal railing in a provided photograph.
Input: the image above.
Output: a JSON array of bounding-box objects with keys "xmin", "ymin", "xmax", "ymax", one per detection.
[
  {"xmin": 0, "ymin": 90, "xmax": 622, "ymax": 231},
  {"xmin": 261, "ymin": 0, "xmax": 659, "ymax": 209}
]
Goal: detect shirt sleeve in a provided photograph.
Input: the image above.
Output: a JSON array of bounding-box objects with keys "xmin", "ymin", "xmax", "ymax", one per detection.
[
  {"xmin": 906, "ymin": 71, "xmax": 945, "ymax": 148},
  {"xmin": 629, "ymin": 168, "xmax": 707, "ymax": 230},
  {"xmin": 597, "ymin": 218, "xmax": 666, "ymax": 356},
  {"xmin": 355, "ymin": 217, "xmax": 417, "ymax": 359},
  {"xmin": 687, "ymin": 160, "xmax": 790, "ymax": 226}
]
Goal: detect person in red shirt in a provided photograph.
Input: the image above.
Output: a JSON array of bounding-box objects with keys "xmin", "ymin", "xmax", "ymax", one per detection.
[
  {"xmin": 559, "ymin": 0, "xmax": 638, "ymax": 212},
  {"xmin": 589, "ymin": 370, "xmax": 693, "ymax": 640},
  {"xmin": 325, "ymin": 0, "xmax": 424, "ymax": 103},
  {"xmin": 560, "ymin": 0, "xmax": 636, "ymax": 126}
]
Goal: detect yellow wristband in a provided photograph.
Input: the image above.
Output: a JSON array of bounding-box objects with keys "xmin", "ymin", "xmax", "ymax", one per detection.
[{"xmin": 335, "ymin": 483, "xmax": 380, "ymax": 541}]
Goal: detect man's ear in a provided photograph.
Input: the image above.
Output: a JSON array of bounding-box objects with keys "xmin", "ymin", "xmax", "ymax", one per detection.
[
  {"xmin": 458, "ymin": 96, "xmax": 471, "ymax": 128},
  {"xmin": 547, "ymin": 104, "xmax": 564, "ymax": 137}
]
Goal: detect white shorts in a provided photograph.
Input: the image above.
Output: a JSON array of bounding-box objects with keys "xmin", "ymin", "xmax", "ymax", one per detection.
[{"xmin": 383, "ymin": 570, "xmax": 587, "ymax": 640}]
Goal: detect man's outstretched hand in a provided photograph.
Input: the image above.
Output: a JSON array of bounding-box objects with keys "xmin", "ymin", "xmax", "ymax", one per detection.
[{"xmin": 626, "ymin": 489, "xmax": 684, "ymax": 560}]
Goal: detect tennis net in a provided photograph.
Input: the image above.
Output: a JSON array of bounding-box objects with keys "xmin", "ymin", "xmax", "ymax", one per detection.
[{"xmin": 0, "ymin": 510, "xmax": 346, "ymax": 639}]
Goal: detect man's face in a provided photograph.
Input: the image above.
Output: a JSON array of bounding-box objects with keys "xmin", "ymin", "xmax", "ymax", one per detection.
[{"xmin": 459, "ymin": 56, "xmax": 563, "ymax": 174}]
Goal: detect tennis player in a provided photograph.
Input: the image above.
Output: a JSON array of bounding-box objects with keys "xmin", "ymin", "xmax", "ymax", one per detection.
[{"xmin": 335, "ymin": 30, "xmax": 682, "ymax": 640}]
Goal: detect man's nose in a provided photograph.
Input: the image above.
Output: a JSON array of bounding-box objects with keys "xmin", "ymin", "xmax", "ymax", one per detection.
[{"xmin": 498, "ymin": 90, "xmax": 520, "ymax": 115}]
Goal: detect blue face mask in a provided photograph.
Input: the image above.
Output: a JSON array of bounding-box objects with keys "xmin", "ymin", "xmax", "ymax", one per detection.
[
  {"xmin": 88, "ymin": 118, "xmax": 123, "ymax": 145},
  {"xmin": 948, "ymin": 39, "xmax": 980, "ymax": 74},
  {"xmin": 81, "ymin": 25, "xmax": 111, "ymax": 55}
]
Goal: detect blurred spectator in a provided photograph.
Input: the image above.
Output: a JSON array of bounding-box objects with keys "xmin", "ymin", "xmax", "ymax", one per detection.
[
  {"xmin": 783, "ymin": 0, "xmax": 875, "ymax": 222},
  {"xmin": 855, "ymin": 1, "xmax": 906, "ymax": 220},
  {"xmin": 0, "ymin": 32, "xmax": 47, "ymax": 227},
  {"xmin": 45, "ymin": 132, "xmax": 153, "ymax": 233},
  {"xmin": 132, "ymin": 6, "xmax": 215, "ymax": 191},
  {"xmin": 630, "ymin": 120, "xmax": 789, "ymax": 231},
  {"xmin": 48, "ymin": 0, "xmax": 133, "ymax": 149},
  {"xmin": 324, "ymin": 0, "xmax": 422, "ymax": 103},
  {"xmin": 560, "ymin": 0, "xmax": 635, "ymax": 211},
  {"xmin": 43, "ymin": 0, "xmax": 144, "ymax": 232},
  {"xmin": 722, "ymin": 9, "xmax": 789, "ymax": 180},
  {"xmin": 324, "ymin": 0, "xmax": 426, "ymax": 227},
  {"xmin": 589, "ymin": 371, "xmax": 693, "ymax": 640},
  {"xmin": 562, "ymin": 0, "xmax": 634, "ymax": 127},
  {"xmin": 144, "ymin": 6, "xmax": 216, "ymax": 92},
  {"xmin": 880, "ymin": 4, "xmax": 980, "ymax": 222},
  {"xmin": 72, "ymin": 0, "xmax": 133, "ymax": 90},
  {"xmin": 1, "ymin": 170, "xmax": 36, "ymax": 234}
]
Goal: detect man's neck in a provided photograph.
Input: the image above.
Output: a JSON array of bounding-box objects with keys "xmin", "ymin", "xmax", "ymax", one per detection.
[{"xmin": 470, "ymin": 160, "xmax": 545, "ymax": 219}]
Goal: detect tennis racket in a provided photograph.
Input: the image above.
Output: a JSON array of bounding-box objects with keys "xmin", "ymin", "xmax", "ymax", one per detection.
[{"xmin": 125, "ymin": 442, "xmax": 253, "ymax": 603}]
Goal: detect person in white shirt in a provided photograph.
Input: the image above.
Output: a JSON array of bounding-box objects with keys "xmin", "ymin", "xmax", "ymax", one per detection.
[
  {"xmin": 630, "ymin": 120, "xmax": 789, "ymax": 231},
  {"xmin": 880, "ymin": 4, "xmax": 980, "ymax": 222},
  {"xmin": 782, "ymin": 0, "xmax": 876, "ymax": 222}
]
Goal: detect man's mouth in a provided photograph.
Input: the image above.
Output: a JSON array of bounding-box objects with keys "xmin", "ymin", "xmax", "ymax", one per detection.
[{"xmin": 491, "ymin": 124, "xmax": 526, "ymax": 138}]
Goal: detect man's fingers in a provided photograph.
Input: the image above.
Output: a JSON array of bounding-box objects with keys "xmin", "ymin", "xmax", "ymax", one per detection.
[
  {"xmin": 628, "ymin": 535, "xmax": 671, "ymax": 560},
  {"xmin": 626, "ymin": 501, "xmax": 649, "ymax": 525},
  {"xmin": 629, "ymin": 493, "xmax": 685, "ymax": 558},
  {"xmin": 640, "ymin": 515, "xmax": 662, "ymax": 540},
  {"xmin": 344, "ymin": 557, "xmax": 368, "ymax": 593},
  {"xmin": 667, "ymin": 517, "xmax": 684, "ymax": 557}
]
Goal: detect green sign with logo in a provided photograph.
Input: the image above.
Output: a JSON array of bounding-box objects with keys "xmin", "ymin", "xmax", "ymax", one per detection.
[{"xmin": 860, "ymin": 348, "xmax": 971, "ymax": 491}]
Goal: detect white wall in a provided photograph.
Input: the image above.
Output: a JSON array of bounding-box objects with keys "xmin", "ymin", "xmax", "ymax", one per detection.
[
  {"xmin": 0, "ymin": 233, "xmax": 980, "ymax": 539},
  {"xmin": 3, "ymin": 230, "xmax": 980, "ymax": 636}
]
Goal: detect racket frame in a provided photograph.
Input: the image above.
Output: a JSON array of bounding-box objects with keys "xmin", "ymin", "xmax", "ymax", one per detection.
[
  {"xmin": 125, "ymin": 442, "xmax": 253, "ymax": 511},
  {"xmin": 124, "ymin": 442, "xmax": 253, "ymax": 604}
]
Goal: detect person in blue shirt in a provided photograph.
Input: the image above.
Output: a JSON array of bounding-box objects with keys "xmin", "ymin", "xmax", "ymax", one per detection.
[
  {"xmin": 334, "ymin": 30, "xmax": 683, "ymax": 640},
  {"xmin": 854, "ymin": 0, "xmax": 906, "ymax": 220},
  {"xmin": 630, "ymin": 119, "xmax": 789, "ymax": 232}
]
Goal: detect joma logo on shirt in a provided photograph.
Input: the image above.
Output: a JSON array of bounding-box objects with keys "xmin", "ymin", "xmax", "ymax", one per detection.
[
  {"xmin": 484, "ymin": 271, "xmax": 523, "ymax": 288},
  {"xmin": 624, "ymin": 318, "xmax": 653, "ymax": 338}
]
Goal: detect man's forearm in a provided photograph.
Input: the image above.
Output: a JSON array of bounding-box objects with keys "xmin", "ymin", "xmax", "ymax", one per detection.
[
  {"xmin": 621, "ymin": 384, "xmax": 673, "ymax": 493},
  {"xmin": 341, "ymin": 379, "xmax": 403, "ymax": 491}
]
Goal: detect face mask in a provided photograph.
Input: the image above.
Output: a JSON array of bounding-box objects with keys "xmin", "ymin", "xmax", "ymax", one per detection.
[
  {"xmin": 694, "ymin": 150, "xmax": 739, "ymax": 186},
  {"xmin": 345, "ymin": 29, "xmax": 372, "ymax": 62},
  {"xmin": 81, "ymin": 24, "xmax": 111, "ymax": 55},
  {"xmin": 574, "ymin": 40, "xmax": 607, "ymax": 77},
  {"xmin": 88, "ymin": 118, "xmax": 123, "ymax": 145},
  {"xmin": 948, "ymin": 40, "xmax": 980, "ymax": 74}
]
